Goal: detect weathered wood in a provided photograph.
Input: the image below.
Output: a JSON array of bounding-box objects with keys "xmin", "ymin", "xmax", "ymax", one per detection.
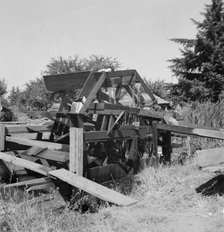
[
  {"xmin": 157, "ymin": 123, "xmax": 224, "ymax": 140},
  {"xmin": 0, "ymin": 152, "xmax": 51, "ymax": 176},
  {"xmin": 107, "ymin": 111, "xmax": 125, "ymax": 135},
  {"xmin": 3, "ymin": 177, "xmax": 52, "ymax": 188},
  {"xmin": 162, "ymin": 132, "xmax": 172, "ymax": 163},
  {"xmin": 21, "ymin": 147, "xmax": 69, "ymax": 163},
  {"xmin": 196, "ymin": 147, "xmax": 224, "ymax": 168},
  {"xmin": 5, "ymin": 123, "xmax": 53, "ymax": 135},
  {"xmin": 6, "ymin": 136, "xmax": 69, "ymax": 152},
  {"xmin": 84, "ymin": 126, "xmax": 153, "ymax": 142},
  {"xmin": 49, "ymin": 168, "xmax": 137, "ymax": 206},
  {"xmin": 0, "ymin": 124, "xmax": 5, "ymax": 151},
  {"xmin": 79, "ymin": 72, "xmax": 106, "ymax": 114},
  {"xmin": 152, "ymin": 121, "xmax": 158, "ymax": 167},
  {"xmin": 78, "ymin": 70, "xmax": 96, "ymax": 98},
  {"xmin": 44, "ymin": 71, "xmax": 91, "ymax": 92},
  {"xmin": 69, "ymin": 128, "xmax": 83, "ymax": 175}
]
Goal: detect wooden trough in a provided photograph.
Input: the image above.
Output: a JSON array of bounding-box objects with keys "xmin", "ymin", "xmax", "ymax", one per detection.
[{"xmin": 1, "ymin": 69, "xmax": 224, "ymax": 207}]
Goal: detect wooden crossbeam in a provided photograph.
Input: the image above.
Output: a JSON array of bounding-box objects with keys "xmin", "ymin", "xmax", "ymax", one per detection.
[
  {"xmin": 6, "ymin": 136, "xmax": 69, "ymax": 152},
  {"xmin": 49, "ymin": 168, "xmax": 137, "ymax": 206},
  {"xmin": 107, "ymin": 111, "xmax": 125, "ymax": 135},
  {"xmin": 135, "ymin": 71, "xmax": 157, "ymax": 105}
]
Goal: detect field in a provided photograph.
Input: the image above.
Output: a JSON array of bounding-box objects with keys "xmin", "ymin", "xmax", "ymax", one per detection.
[{"xmin": 0, "ymin": 159, "xmax": 224, "ymax": 232}]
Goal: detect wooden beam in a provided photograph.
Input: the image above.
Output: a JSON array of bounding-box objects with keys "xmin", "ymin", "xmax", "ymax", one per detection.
[
  {"xmin": 79, "ymin": 72, "xmax": 106, "ymax": 114},
  {"xmin": 69, "ymin": 128, "xmax": 83, "ymax": 175},
  {"xmin": 27, "ymin": 183, "xmax": 55, "ymax": 192},
  {"xmin": 49, "ymin": 168, "xmax": 137, "ymax": 206},
  {"xmin": 157, "ymin": 123, "xmax": 224, "ymax": 140},
  {"xmin": 135, "ymin": 71, "xmax": 157, "ymax": 105},
  {"xmin": 6, "ymin": 136, "xmax": 69, "ymax": 152},
  {"xmin": 78, "ymin": 70, "xmax": 96, "ymax": 98},
  {"xmin": 152, "ymin": 121, "xmax": 159, "ymax": 167},
  {"xmin": 0, "ymin": 152, "xmax": 51, "ymax": 176}
]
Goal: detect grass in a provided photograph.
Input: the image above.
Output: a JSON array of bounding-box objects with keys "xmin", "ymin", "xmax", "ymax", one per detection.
[{"xmin": 1, "ymin": 162, "xmax": 224, "ymax": 232}]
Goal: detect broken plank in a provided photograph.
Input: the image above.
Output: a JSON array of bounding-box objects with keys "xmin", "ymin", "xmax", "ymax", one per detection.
[
  {"xmin": 0, "ymin": 152, "xmax": 51, "ymax": 176},
  {"xmin": 6, "ymin": 136, "xmax": 69, "ymax": 152},
  {"xmin": 49, "ymin": 168, "xmax": 137, "ymax": 206},
  {"xmin": 3, "ymin": 177, "xmax": 52, "ymax": 188}
]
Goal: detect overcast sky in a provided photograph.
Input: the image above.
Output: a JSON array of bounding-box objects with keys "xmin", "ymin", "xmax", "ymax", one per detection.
[{"xmin": 0, "ymin": 0, "xmax": 211, "ymax": 90}]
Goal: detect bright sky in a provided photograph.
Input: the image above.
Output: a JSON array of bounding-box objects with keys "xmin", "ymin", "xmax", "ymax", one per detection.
[{"xmin": 0, "ymin": 0, "xmax": 211, "ymax": 91}]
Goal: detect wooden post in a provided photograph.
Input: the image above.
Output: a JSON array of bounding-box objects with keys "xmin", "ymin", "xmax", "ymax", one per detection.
[
  {"xmin": 69, "ymin": 127, "xmax": 83, "ymax": 176},
  {"xmin": 162, "ymin": 132, "xmax": 172, "ymax": 164},
  {"xmin": 0, "ymin": 124, "xmax": 5, "ymax": 151},
  {"xmin": 152, "ymin": 121, "xmax": 158, "ymax": 167}
]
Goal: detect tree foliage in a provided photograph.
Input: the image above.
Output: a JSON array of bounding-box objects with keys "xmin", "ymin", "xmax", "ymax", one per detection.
[
  {"xmin": 45, "ymin": 55, "xmax": 121, "ymax": 75},
  {"xmin": 169, "ymin": 0, "xmax": 224, "ymax": 102},
  {"xmin": 11, "ymin": 55, "xmax": 121, "ymax": 110}
]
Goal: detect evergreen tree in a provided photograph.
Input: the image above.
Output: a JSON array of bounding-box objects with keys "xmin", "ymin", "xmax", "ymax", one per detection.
[{"xmin": 169, "ymin": 0, "xmax": 224, "ymax": 102}]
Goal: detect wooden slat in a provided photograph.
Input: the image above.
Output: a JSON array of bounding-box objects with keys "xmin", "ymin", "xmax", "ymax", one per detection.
[
  {"xmin": 0, "ymin": 152, "xmax": 51, "ymax": 176},
  {"xmin": 49, "ymin": 168, "xmax": 137, "ymax": 206},
  {"xmin": 107, "ymin": 111, "xmax": 125, "ymax": 135},
  {"xmin": 6, "ymin": 136, "xmax": 69, "ymax": 152},
  {"xmin": 79, "ymin": 72, "xmax": 106, "ymax": 114}
]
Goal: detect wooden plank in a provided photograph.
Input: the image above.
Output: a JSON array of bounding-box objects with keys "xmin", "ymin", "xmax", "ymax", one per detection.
[
  {"xmin": 3, "ymin": 177, "xmax": 52, "ymax": 188},
  {"xmin": 49, "ymin": 168, "xmax": 137, "ymax": 206},
  {"xmin": 0, "ymin": 124, "xmax": 5, "ymax": 151},
  {"xmin": 196, "ymin": 147, "xmax": 224, "ymax": 168},
  {"xmin": 43, "ymin": 71, "xmax": 91, "ymax": 92},
  {"xmin": 84, "ymin": 126, "xmax": 153, "ymax": 142},
  {"xmin": 69, "ymin": 128, "xmax": 83, "ymax": 175},
  {"xmin": 79, "ymin": 72, "xmax": 106, "ymax": 114},
  {"xmin": 157, "ymin": 123, "xmax": 224, "ymax": 140},
  {"xmin": 0, "ymin": 152, "xmax": 51, "ymax": 176},
  {"xmin": 6, "ymin": 136, "xmax": 69, "ymax": 152},
  {"xmin": 21, "ymin": 147, "xmax": 69, "ymax": 163}
]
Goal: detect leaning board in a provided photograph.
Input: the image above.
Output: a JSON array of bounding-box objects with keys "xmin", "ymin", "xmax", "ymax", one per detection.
[{"xmin": 49, "ymin": 168, "xmax": 137, "ymax": 206}]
